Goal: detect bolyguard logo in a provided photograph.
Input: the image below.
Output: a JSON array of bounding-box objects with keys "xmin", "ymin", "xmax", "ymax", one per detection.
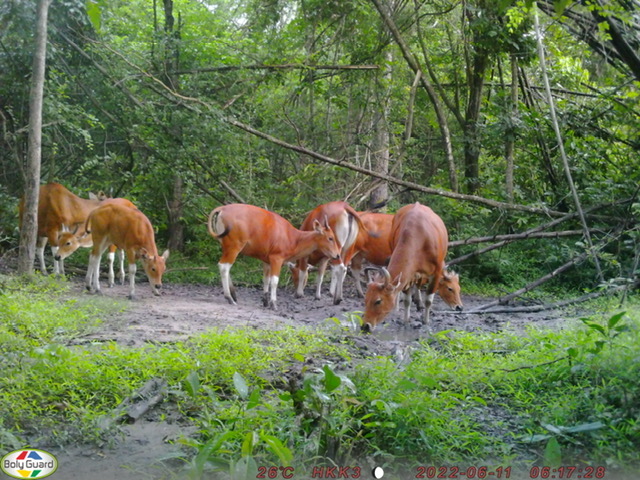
[{"xmin": 1, "ymin": 449, "xmax": 58, "ymax": 479}]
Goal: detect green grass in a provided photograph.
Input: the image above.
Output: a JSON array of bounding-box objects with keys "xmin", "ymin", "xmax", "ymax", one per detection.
[{"xmin": 0, "ymin": 275, "xmax": 638, "ymax": 480}]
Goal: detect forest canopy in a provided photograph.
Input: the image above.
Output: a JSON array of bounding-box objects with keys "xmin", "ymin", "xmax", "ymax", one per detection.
[{"xmin": 1, "ymin": 0, "xmax": 638, "ymax": 292}]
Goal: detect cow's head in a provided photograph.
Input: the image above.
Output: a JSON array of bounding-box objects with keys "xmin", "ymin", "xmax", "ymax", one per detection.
[
  {"xmin": 140, "ymin": 249, "xmax": 170, "ymax": 295},
  {"xmin": 313, "ymin": 218, "xmax": 341, "ymax": 262},
  {"xmin": 361, "ymin": 267, "xmax": 402, "ymax": 333},
  {"xmin": 438, "ymin": 269, "xmax": 463, "ymax": 311}
]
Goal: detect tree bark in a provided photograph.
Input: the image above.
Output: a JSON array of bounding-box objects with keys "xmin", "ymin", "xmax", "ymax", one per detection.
[
  {"xmin": 505, "ymin": 54, "xmax": 518, "ymax": 203},
  {"xmin": 370, "ymin": 0, "xmax": 458, "ymax": 193},
  {"xmin": 17, "ymin": 0, "xmax": 52, "ymax": 274}
]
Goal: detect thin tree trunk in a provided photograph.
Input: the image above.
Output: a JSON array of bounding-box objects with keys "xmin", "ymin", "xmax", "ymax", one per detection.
[
  {"xmin": 17, "ymin": 0, "xmax": 52, "ymax": 274},
  {"xmin": 505, "ymin": 54, "xmax": 518, "ymax": 203},
  {"xmin": 370, "ymin": 0, "xmax": 458, "ymax": 193},
  {"xmin": 534, "ymin": 8, "xmax": 603, "ymax": 282},
  {"xmin": 370, "ymin": 49, "xmax": 393, "ymax": 209}
]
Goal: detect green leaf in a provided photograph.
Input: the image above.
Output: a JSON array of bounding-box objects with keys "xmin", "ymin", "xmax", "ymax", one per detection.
[
  {"xmin": 86, "ymin": 1, "xmax": 102, "ymax": 32},
  {"xmin": 184, "ymin": 370, "xmax": 200, "ymax": 399},
  {"xmin": 323, "ymin": 365, "xmax": 342, "ymax": 393},
  {"xmin": 260, "ymin": 434, "xmax": 293, "ymax": 466},
  {"xmin": 233, "ymin": 372, "xmax": 249, "ymax": 399},
  {"xmin": 247, "ymin": 388, "xmax": 261, "ymax": 410},
  {"xmin": 607, "ymin": 311, "xmax": 626, "ymax": 329},
  {"xmin": 543, "ymin": 437, "xmax": 562, "ymax": 467},
  {"xmin": 232, "ymin": 456, "xmax": 258, "ymax": 480},
  {"xmin": 241, "ymin": 431, "xmax": 258, "ymax": 457}
]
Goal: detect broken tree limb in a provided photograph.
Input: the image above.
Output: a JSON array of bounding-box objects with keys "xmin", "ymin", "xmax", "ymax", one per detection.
[
  {"xmin": 225, "ymin": 117, "xmax": 568, "ymax": 217},
  {"xmin": 448, "ymin": 282, "xmax": 635, "ymax": 315},
  {"xmin": 474, "ymin": 252, "xmax": 590, "ymax": 311},
  {"xmin": 447, "ymin": 230, "xmax": 598, "ymax": 266},
  {"xmin": 99, "ymin": 378, "xmax": 167, "ymax": 429}
]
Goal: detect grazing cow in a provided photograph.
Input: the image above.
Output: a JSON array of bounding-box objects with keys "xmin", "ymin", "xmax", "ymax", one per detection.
[
  {"xmin": 207, "ymin": 203, "xmax": 341, "ymax": 310},
  {"xmin": 18, "ymin": 183, "xmax": 107, "ymax": 275},
  {"xmin": 349, "ymin": 212, "xmax": 394, "ymax": 297},
  {"xmin": 362, "ymin": 202, "xmax": 463, "ymax": 332},
  {"xmin": 291, "ymin": 201, "xmax": 368, "ymax": 304},
  {"xmin": 55, "ymin": 198, "xmax": 136, "ymax": 287},
  {"xmin": 85, "ymin": 203, "xmax": 169, "ymax": 299}
]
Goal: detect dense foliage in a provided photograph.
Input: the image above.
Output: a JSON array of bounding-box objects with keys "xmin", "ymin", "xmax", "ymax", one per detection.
[
  {"xmin": 0, "ymin": 276, "xmax": 639, "ymax": 479},
  {"xmin": 0, "ymin": 0, "xmax": 638, "ymax": 291}
]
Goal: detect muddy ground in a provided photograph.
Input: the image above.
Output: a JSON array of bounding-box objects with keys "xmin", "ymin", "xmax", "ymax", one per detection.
[{"xmin": 13, "ymin": 271, "xmax": 576, "ymax": 480}]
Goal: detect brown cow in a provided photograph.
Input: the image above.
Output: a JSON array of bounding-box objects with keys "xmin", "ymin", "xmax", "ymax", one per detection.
[
  {"xmin": 362, "ymin": 202, "xmax": 463, "ymax": 332},
  {"xmin": 291, "ymin": 201, "xmax": 368, "ymax": 304},
  {"xmin": 349, "ymin": 212, "xmax": 394, "ymax": 297},
  {"xmin": 18, "ymin": 183, "xmax": 107, "ymax": 275},
  {"xmin": 207, "ymin": 203, "xmax": 341, "ymax": 310},
  {"xmin": 55, "ymin": 198, "xmax": 136, "ymax": 287},
  {"xmin": 85, "ymin": 203, "xmax": 169, "ymax": 299}
]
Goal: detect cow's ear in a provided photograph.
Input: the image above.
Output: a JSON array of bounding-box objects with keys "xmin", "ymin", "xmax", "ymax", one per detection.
[
  {"xmin": 139, "ymin": 248, "xmax": 150, "ymax": 259},
  {"xmin": 161, "ymin": 249, "xmax": 170, "ymax": 260}
]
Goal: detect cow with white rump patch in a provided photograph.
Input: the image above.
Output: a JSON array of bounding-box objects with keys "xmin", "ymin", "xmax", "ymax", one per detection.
[{"xmin": 207, "ymin": 203, "xmax": 341, "ymax": 310}]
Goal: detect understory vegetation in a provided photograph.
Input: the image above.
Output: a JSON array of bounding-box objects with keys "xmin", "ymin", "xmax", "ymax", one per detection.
[{"xmin": 0, "ymin": 275, "xmax": 638, "ymax": 480}]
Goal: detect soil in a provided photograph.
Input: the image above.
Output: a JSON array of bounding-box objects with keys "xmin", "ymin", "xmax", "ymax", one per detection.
[{"xmin": 11, "ymin": 271, "xmax": 575, "ymax": 480}]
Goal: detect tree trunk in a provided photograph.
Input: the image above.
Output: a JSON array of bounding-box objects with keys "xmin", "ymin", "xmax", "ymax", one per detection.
[
  {"xmin": 167, "ymin": 174, "xmax": 184, "ymax": 251},
  {"xmin": 463, "ymin": 45, "xmax": 488, "ymax": 195},
  {"xmin": 370, "ymin": 49, "xmax": 393, "ymax": 209},
  {"xmin": 505, "ymin": 54, "xmax": 518, "ymax": 203},
  {"xmin": 17, "ymin": 0, "xmax": 52, "ymax": 274}
]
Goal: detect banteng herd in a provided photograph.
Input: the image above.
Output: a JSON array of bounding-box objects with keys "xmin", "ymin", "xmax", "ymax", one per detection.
[{"xmin": 20, "ymin": 183, "xmax": 463, "ymax": 332}]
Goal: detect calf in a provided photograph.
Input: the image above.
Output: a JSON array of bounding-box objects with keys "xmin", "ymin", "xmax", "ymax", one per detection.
[
  {"xmin": 18, "ymin": 183, "xmax": 106, "ymax": 274},
  {"xmin": 85, "ymin": 203, "xmax": 169, "ymax": 299},
  {"xmin": 292, "ymin": 201, "xmax": 368, "ymax": 304}
]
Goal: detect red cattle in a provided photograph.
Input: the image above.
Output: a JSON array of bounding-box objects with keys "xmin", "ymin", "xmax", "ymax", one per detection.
[
  {"xmin": 55, "ymin": 198, "xmax": 136, "ymax": 287},
  {"xmin": 362, "ymin": 202, "xmax": 463, "ymax": 332},
  {"xmin": 85, "ymin": 203, "xmax": 169, "ymax": 299},
  {"xmin": 18, "ymin": 183, "xmax": 107, "ymax": 275},
  {"xmin": 349, "ymin": 212, "xmax": 394, "ymax": 297},
  {"xmin": 207, "ymin": 203, "xmax": 341, "ymax": 310},
  {"xmin": 291, "ymin": 201, "xmax": 368, "ymax": 304}
]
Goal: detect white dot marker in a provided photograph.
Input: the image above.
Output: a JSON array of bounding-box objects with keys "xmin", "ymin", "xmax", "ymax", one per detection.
[{"xmin": 372, "ymin": 466, "xmax": 384, "ymax": 479}]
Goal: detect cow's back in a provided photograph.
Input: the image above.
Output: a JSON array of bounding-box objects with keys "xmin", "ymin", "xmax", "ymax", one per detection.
[
  {"xmin": 390, "ymin": 203, "xmax": 448, "ymax": 277},
  {"xmin": 90, "ymin": 204, "xmax": 156, "ymax": 253}
]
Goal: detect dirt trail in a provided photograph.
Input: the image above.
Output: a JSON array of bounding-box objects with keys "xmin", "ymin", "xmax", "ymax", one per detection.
[{"xmin": 36, "ymin": 278, "xmax": 571, "ymax": 480}]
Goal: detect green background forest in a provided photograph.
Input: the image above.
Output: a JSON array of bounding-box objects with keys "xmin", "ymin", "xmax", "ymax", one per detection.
[
  {"xmin": 1, "ymin": 1, "xmax": 640, "ymax": 479},
  {"xmin": 1, "ymin": 0, "xmax": 638, "ymax": 292}
]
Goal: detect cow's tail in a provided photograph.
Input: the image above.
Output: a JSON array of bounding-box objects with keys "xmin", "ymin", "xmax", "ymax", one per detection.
[{"xmin": 207, "ymin": 207, "xmax": 230, "ymax": 239}]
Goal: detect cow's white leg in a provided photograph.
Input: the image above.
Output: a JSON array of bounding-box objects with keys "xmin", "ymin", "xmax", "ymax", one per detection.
[
  {"xmin": 107, "ymin": 251, "xmax": 116, "ymax": 287},
  {"xmin": 218, "ymin": 262, "xmax": 237, "ymax": 305},
  {"xmin": 262, "ymin": 263, "xmax": 270, "ymax": 294},
  {"xmin": 268, "ymin": 275, "xmax": 279, "ymax": 310},
  {"xmin": 294, "ymin": 266, "xmax": 308, "ymax": 298},
  {"xmin": 314, "ymin": 258, "xmax": 329, "ymax": 300},
  {"xmin": 117, "ymin": 250, "xmax": 125, "ymax": 285},
  {"xmin": 422, "ymin": 293, "xmax": 435, "ymax": 330},
  {"xmin": 330, "ymin": 262, "xmax": 347, "ymax": 305},
  {"xmin": 37, "ymin": 237, "xmax": 48, "ymax": 274},
  {"xmin": 402, "ymin": 290, "xmax": 412, "ymax": 326},
  {"xmin": 51, "ymin": 246, "xmax": 61, "ymax": 275},
  {"xmin": 86, "ymin": 254, "xmax": 101, "ymax": 293},
  {"xmin": 128, "ymin": 262, "xmax": 137, "ymax": 299}
]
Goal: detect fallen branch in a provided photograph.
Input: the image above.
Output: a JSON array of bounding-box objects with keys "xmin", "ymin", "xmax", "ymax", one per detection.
[
  {"xmin": 474, "ymin": 252, "xmax": 590, "ymax": 311},
  {"xmin": 453, "ymin": 282, "xmax": 634, "ymax": 315},
  {"xmin": 99, "ymin": 378, "xmax": 167, "ymax": 429},
  {"xmin": 499, "ymin": 355, "xmax": 568, "ymax": 373}
]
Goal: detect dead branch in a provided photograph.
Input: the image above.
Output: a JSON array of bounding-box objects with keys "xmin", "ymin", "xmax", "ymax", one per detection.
[
  {"xmin": 171, "ymin": 63, "xmax": 380, "ymax": 75},
  {"xmin": 474, "ymin": 252, "xmax": 590, "ymax": 311},
  {"xmin": 226, "ymin": 117, "xmax": 568, "ymax": 217},
  {"xmin": 499, "ymin": 355, "xmax": 569, "ymax": 373},
  {"xmin": 451, "ymin": 283, "xmax": 635, "ymax": 315},
  {"xmin": 99, "ymin": 378, "xmax": 167, "ymax": 429}
]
